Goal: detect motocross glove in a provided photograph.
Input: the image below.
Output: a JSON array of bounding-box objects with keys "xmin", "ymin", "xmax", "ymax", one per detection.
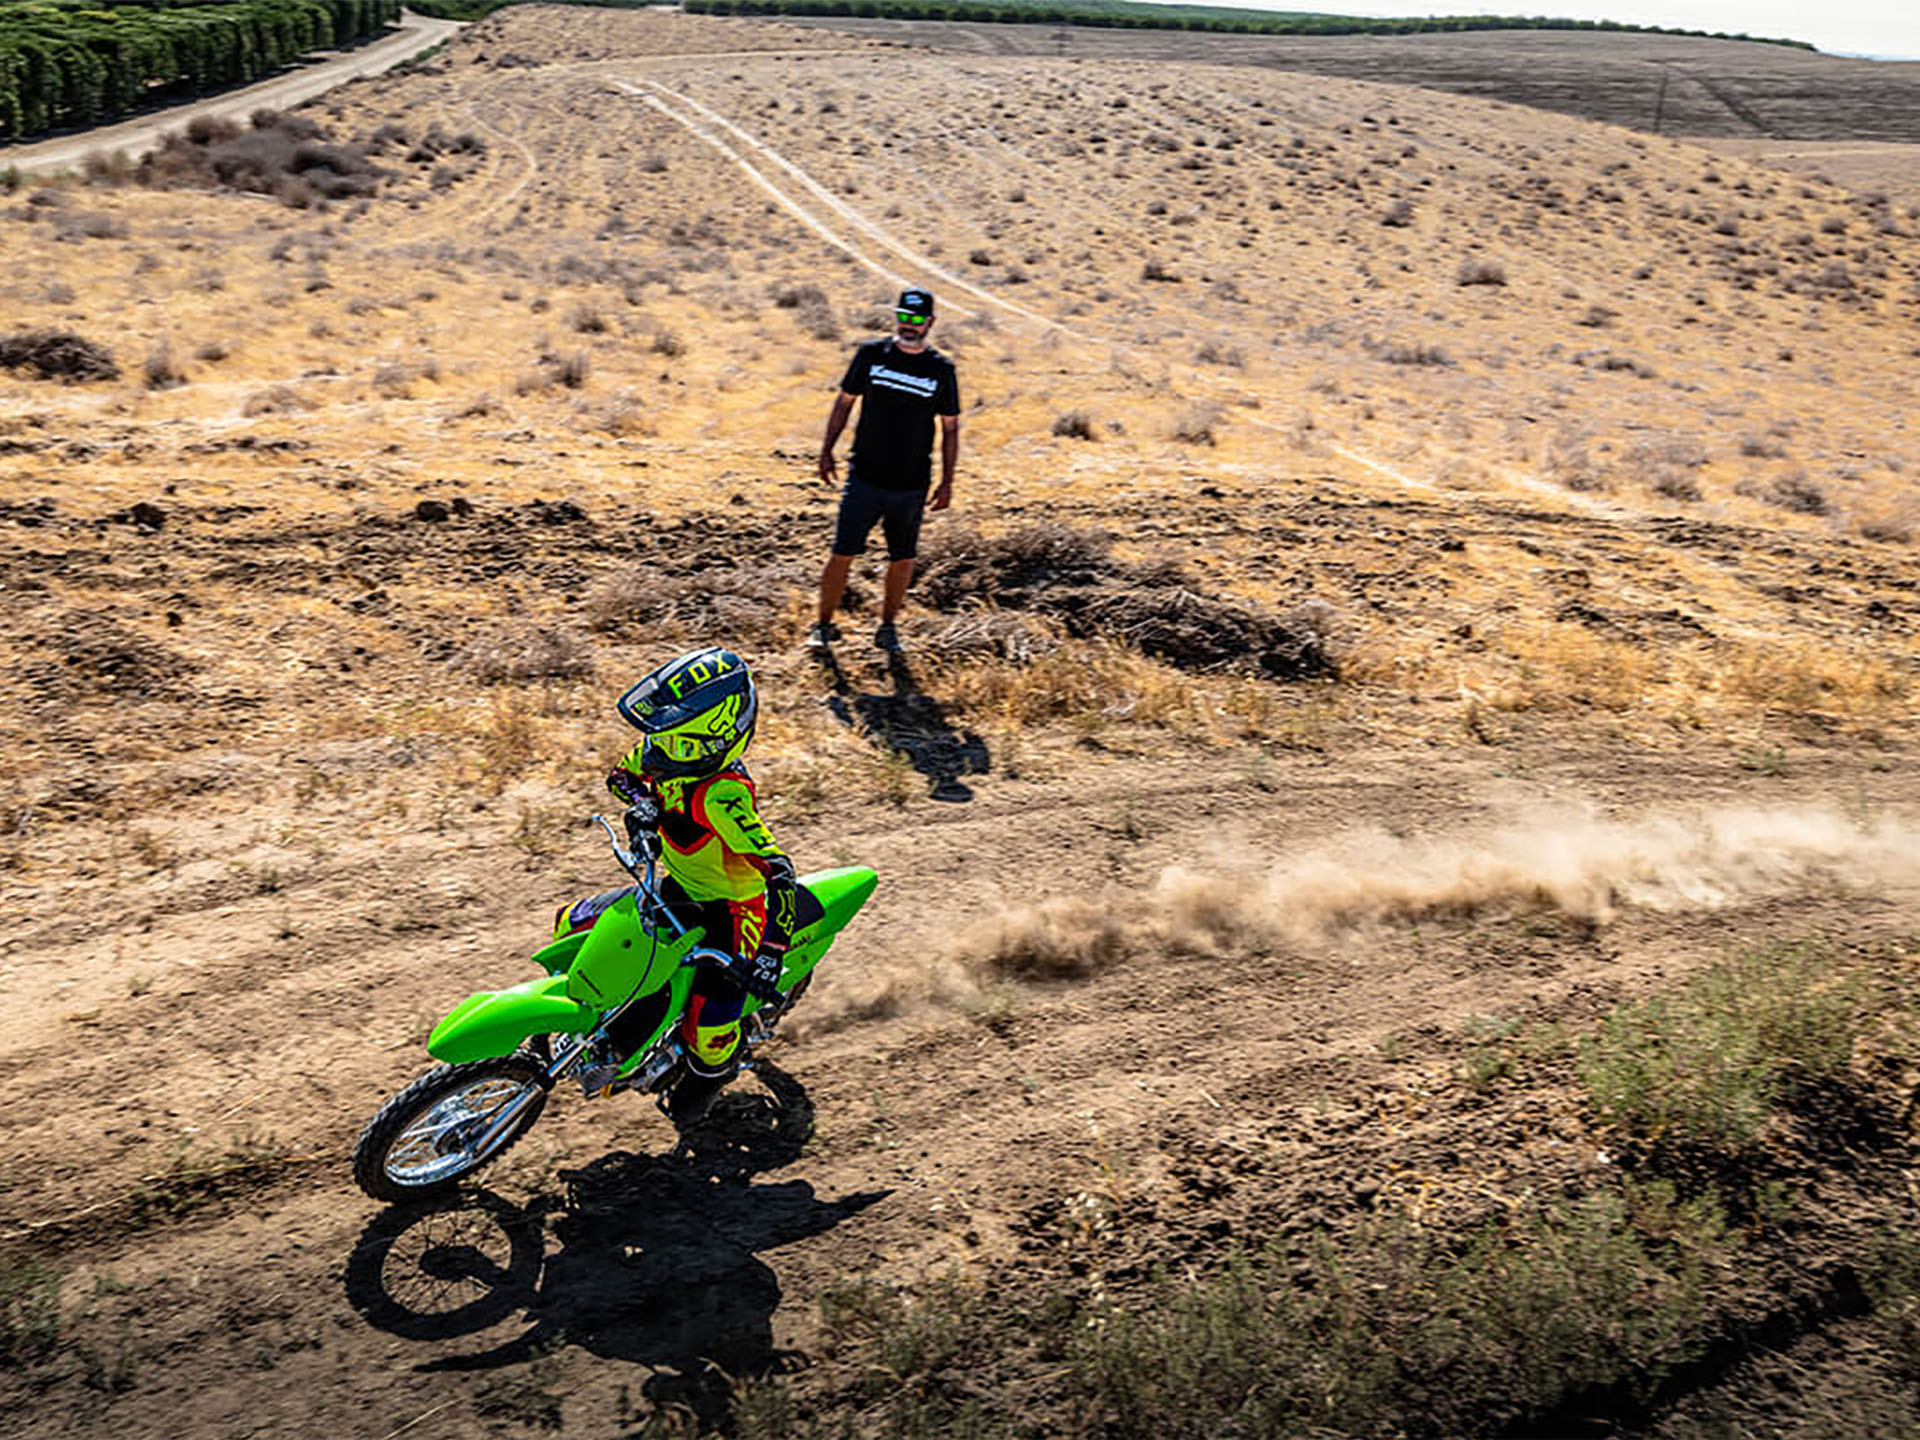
[
  {"xmin": 729, "ymin": 950, "xmax": 786, "ymax": 1003},
  {"xmin": 606, "ymin": 767, "xmax": 649, "ymax": 806},
  {"xmin": 761, "ymin": 854, "xmax": 801, "ymax": 947}
]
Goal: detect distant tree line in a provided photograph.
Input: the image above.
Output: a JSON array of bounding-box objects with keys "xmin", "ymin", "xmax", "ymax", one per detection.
[
  {"xmin": 0, "ymin": 0, "xmax": 402, "ymax": 140},
  {"xmin": 682, "ymin": 0, "xmax": 1814, "ymax": 49}
]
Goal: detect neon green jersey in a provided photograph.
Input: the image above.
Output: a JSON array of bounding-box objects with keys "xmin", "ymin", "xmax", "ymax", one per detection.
[{"xmin": 618, "ymin": 758, "xmax": 788, "ymax": 904}]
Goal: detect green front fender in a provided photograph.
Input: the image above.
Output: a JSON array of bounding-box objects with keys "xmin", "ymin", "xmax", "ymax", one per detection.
[{"xmin": 429, "ymin": 973, "xmax": 598, "ymax": 1064}]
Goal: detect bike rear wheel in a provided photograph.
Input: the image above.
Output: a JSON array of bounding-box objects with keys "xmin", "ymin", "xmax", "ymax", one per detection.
[{"xmin": 352, "ymin": 1054, "xmax": 548, "ymax": 1203}]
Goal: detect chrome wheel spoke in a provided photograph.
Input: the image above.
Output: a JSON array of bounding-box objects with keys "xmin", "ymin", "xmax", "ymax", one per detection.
[{"xmin": 383, "ymin": 1078, "xmax": 535, "ymax": 1186}]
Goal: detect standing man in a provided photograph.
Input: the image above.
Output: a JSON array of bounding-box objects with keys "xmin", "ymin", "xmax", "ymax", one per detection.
[{"xmin": 811, "ymin": 287, "xmax": 960, "ymax": 654}]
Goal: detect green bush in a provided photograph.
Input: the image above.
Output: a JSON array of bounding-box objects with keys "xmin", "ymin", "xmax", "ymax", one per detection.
[
  {"xmin": 1578, "ymin": 939, "xmax": 1866, "ymax": 1152},
  {"xmin": 0, "ymin": 1256, "xmax": 62, "ymax": 1365},
  {"xmin": 1076, "ymin": 1183, "xmax": 1730, "ymax": 1437}
]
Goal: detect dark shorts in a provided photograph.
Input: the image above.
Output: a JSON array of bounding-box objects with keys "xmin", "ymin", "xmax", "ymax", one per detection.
[{"xmin": 832, "ymin": 476, "xmax": 928, "ymax": 562}]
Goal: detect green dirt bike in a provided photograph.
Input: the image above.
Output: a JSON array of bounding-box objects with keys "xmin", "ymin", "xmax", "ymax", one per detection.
[{"xmin": 351, "ymin": 806, "xmax": 877, "ymax": 1203}]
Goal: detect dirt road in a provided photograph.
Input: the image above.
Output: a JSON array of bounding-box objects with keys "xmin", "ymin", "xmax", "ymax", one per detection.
[{"xmin": 0, "ymin": 9, "xmax": 463, "ymax": 176}]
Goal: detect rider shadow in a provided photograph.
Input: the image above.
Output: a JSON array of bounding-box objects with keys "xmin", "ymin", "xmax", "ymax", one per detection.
[
  {"xmin": 344, "ymin": 1063, "xmax": 889, "ymax": 1431},
  {"xmin": 819, "ymin": 649, "xmax": 990, "ymax": 802}
]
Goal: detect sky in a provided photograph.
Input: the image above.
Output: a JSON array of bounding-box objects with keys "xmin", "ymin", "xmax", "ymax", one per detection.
[{"xmin": 1158, "ymin": 1, "xmax": 1920, "ymax": 60}]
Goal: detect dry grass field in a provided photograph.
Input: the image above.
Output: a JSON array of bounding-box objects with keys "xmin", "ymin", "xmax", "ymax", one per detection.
[{"xmin": 1, "ymin": 10, "xmax": 1918, "ymax": 1437}]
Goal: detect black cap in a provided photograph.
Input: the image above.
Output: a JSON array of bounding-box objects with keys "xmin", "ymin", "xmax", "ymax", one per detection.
[{"xmin": 897, "ymin": 288, "xmax": 934, "ymax": 316}]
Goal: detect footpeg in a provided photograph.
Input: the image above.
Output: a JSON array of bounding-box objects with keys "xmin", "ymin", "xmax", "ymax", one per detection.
[{"xmin": 578, "ymin": 1060, "xmax": 622, "ymax": 1098}]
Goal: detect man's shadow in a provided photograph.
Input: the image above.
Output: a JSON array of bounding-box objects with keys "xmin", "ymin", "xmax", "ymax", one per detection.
[
  {"xmin": 344, "ymin": 1063, "xmax": 888, "ymax": 1430},
  {"xmin": 819, "ymin": 649, "xmax": 990, "ymax": 802}
]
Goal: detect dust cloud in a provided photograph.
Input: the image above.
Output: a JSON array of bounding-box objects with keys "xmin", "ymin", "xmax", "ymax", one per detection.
[{"xmin": 953, "ymin": 804, "xmax": 1920, "ymax": 975}]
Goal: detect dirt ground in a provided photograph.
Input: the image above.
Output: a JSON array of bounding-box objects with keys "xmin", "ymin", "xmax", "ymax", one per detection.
[
  {"xmin": 1, "ymin": 10, "xmax": 1917, "ymax": 1437},
  {"xmin": 783, "ymin": 18, "xmax": 1920, "ymax": 141}
]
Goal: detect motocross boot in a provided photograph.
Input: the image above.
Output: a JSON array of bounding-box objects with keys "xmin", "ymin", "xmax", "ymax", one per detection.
[{"xmin": 664, "ymin": 1054, "xmax": 738, "ymax": 1126}]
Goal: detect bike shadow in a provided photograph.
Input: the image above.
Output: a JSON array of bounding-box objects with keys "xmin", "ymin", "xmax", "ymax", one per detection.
[
  {"xmin": 344, "ymin": 1063, "xmax": 889, "ymax": 1428},
  {"xmin": 818, "ymin": 648, "xmax": 990, "ymax": 802}
]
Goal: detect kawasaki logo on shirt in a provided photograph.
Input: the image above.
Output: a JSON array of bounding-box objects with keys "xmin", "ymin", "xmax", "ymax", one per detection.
[{"xmin": 870, "ymin": 366, "xmax": 940, "ymax": 397}]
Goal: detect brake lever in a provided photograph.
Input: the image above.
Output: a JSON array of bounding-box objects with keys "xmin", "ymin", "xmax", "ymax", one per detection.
[{"xmin": 591, "ymin": 813, "xmax": 642, "ymax": 876}]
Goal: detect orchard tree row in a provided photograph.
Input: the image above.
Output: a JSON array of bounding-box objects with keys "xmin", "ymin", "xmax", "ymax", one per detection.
[{"xmin": 0, "ymin": 0, "xmax": 401, "ymax": 140}]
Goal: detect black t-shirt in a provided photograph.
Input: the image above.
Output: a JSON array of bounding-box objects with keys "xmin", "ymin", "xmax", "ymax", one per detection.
[{"xmin": 839, "ymin": 339, "xmax": 960, "ymax": 492}]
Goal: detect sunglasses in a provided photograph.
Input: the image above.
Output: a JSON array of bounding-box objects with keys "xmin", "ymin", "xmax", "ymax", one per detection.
[{"xmin": 895, "ymin": 310, "xmax": 932, "ymax": 325}]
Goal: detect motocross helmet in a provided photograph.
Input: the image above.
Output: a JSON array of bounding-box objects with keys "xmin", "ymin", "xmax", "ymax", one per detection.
[{"xmin": 615, "ymin": 646, "xmax": 758, "ymax": 782}]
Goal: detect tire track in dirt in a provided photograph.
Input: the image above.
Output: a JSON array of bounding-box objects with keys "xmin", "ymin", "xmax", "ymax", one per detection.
[
  {"xmin": 603, "ymin": 65, "xmax": 1614, "ymax": 513},
  {"xmin": 611, "ymin": 77, "xmax": 1070, "ymax": 331}
]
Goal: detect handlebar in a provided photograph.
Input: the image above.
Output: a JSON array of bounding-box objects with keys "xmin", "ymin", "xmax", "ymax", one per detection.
[{"xmin": 590, "ymin": 810, "xmax": 688, "ymax": 940}]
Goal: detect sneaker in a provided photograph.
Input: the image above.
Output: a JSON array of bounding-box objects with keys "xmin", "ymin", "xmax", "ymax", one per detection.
[
  {"xmin": 873, "ymin": 621, "xmax": 904, "ymax": 653},
  {"xmin": 805, "ymin": 620, "xmax": 840, "ymax": 650}
]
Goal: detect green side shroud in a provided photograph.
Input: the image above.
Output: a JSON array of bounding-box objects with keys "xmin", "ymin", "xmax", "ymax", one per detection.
[{"xmin": 425, "ymin": 866, "xmax": 878, "ymax": 1065}]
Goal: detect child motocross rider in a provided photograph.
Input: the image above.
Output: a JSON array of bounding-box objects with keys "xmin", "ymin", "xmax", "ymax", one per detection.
[{"xmin": 555, "ymin": 646, "xmax": 800, "ymax": 1124}]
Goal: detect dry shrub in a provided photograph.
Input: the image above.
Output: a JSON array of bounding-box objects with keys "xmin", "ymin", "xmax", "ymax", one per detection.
[
  {"xmin": 1542, "ymin": 427, "xmax": 1608, "ymax": 493},
  {"xmin": 53, "ymin": 209, "xmax": 126, "ymax": 241},
  {"xmin": 470, "ymin": 692, "xmax": 544, "ymax": 793},
  {"xmin": 1171, "ymin": 405, "xmax": 1220, "ymax": 446},
  {"xmin": 373, "ymin": 358, "xmax": 439, "ymax": 399},
  {"xmin": 1051, "ymin": 410, "xmax": 1096, "ymax": 440},
  {"xmin": 1498, "ymin": 625, "xmax": 1657, "ymax": 712},
  {"xmin": 83, "ymin": 149, "xmax": 135, "ymax": 184},
  {"xmin": 453, "ymin": 625, "xmax": 596, "ymax": 684},
  {"xmin": 1456, "ymin": 257, "xmax": 1508, "ymax": 286},
  {"xmin": 136, "ymin": 110, "xmax": 389, "ymax": 206},
  {"xmin": 1854, "ymin": 503, "xmax": 1915, "ymax": 545},
  {"xmin": 1649, "ymin": 468, "xmax": 1701, "ymax": 502},
  {"xmin": 1717, "ymin": 641, "xmax": 1908, "ymax": 715},
  {"xmin": 1737, "ymin": 470, "xmax": 1828, "ymax": 516},
  {"xmin": 1194, "ymin": 340, "xmax": 1245, "ymax": 368},
  {"xmin": 773, "ymin": 283, "xmax": 840, "ymax": 341},
  {"xmin": 517, "ymin": 352, "xmax": 589, "ymax": 393},
  {"xmin": 403, "ymin": 124, "xmax": 484, "ymax": 163},
  {"xmin": 919, "ymin": 524, "xmax": 1331, "ymax": 679},
  {"xmin": 143, "ymin": 338, "xmax": 184, "ymax": 390},
  {"xmin": 1376, "ymin": 342, "xmax": 1451, "ymax": 366},
  {"xmin": 0, "ymin": 328, "xmax": 118, "ymax": 382},
  {"xmin": 242, "ymin": 384, "xmax": 310, "ymax": 416},
  {"xmin": 932, "ymin": 639, "xmax": 1195, "ymax": 728},
  {"xmin": 585, "ymin": 561, "xmax": 811, "ymax": 648},
  {"xmin": 915, "ymin": 611, "xmax": 1058, "ymax": 665},
  {"xmin": 1628, "ymin": 437, "xmax": 1705, "ymax": 501},
  {"xmin": 593, "ymin": 391, "xmax": 648, "ymax": 436}
]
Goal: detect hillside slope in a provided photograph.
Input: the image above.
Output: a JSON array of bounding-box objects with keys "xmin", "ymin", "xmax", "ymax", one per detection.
[{"xmin": 1, "ymin": 9, "xmax": 1916, "ymax": 1437}]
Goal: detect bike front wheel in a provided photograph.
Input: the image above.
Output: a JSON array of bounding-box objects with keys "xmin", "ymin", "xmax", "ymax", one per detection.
[{"xmin": 352, "ymin": 1054, "xmax": 548, "ymax": 1203}]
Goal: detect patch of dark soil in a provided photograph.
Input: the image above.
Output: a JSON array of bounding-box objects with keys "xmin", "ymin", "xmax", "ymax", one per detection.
[
  {"xmin": 18, "ymin": 610, "xmax": 196, "ymax": 700},
  {"xmin": 0, "ymin": 329, "xmax": 119, "ymax": 382},
  {"xmin": 919, "ymin": 523, "xmax": 1333, "ymax": 677}
]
